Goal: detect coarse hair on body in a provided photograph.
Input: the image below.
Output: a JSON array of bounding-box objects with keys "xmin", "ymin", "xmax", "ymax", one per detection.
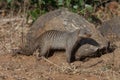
[{"xmin": 36, "ymin": 29, "xmax": 91, "ymax": 63}]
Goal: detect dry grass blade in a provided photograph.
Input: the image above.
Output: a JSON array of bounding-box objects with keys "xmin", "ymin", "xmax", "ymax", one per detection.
[{"xmin": 41, "ymin": 56, "xmax": 62, "ymax": 69}]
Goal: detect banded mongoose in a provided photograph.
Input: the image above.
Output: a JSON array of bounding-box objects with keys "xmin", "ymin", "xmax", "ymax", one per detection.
[{"xmin": 36, "ymin": 29, "xmax": 91, "ymax": 63}]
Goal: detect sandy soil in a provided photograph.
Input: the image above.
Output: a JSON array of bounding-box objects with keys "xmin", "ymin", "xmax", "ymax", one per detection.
[{"xmin": 0, "ymin": 16, "xmax": 120, "ymax": 80}]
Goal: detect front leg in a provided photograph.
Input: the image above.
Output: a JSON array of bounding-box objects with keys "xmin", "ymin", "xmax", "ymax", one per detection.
[
  {"xmin": 66, "ymin": 38, "xmax": 75, "ymax": 63},
  {"xmin": 66, "ymin": 47, "xmax": 72, "ymax": 63}
]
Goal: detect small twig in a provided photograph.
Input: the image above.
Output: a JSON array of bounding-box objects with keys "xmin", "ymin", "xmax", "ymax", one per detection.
[
  {"xmin": 41, "ymin": 57, "xmax": 61, "ymax": 69},
  {"xmin": 0, "ymin": 18, "xmax": 24, "ymax": 22},
  {"xmin": 87, "ymin": 60, "xmax": 103, "ymax": 68}
]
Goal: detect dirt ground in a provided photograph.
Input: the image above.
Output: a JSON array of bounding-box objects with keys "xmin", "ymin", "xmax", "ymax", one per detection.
[{"xmin": 0, "ymin": 15, "xmax": 120, "ymax": 80}]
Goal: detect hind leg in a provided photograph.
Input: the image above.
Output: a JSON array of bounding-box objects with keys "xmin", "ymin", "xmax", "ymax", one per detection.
[
  {"xmin": 36, "ymin": 49, "xmax": 48, "ymax": 60},
  {"xmin": 37, "ymin": 46, "xmax": 50, "ymax": 60}
]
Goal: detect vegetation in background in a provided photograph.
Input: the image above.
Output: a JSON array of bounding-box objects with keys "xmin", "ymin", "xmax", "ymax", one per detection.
[{"xmin": 0, "ymin": 0, "xmax": 119, "ymax": 22}]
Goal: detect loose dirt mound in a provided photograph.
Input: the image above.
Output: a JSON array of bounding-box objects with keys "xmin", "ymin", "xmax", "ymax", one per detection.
[{"xmin": 0, "ymin": 47, "xmax": 120, "ymax": 80}]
